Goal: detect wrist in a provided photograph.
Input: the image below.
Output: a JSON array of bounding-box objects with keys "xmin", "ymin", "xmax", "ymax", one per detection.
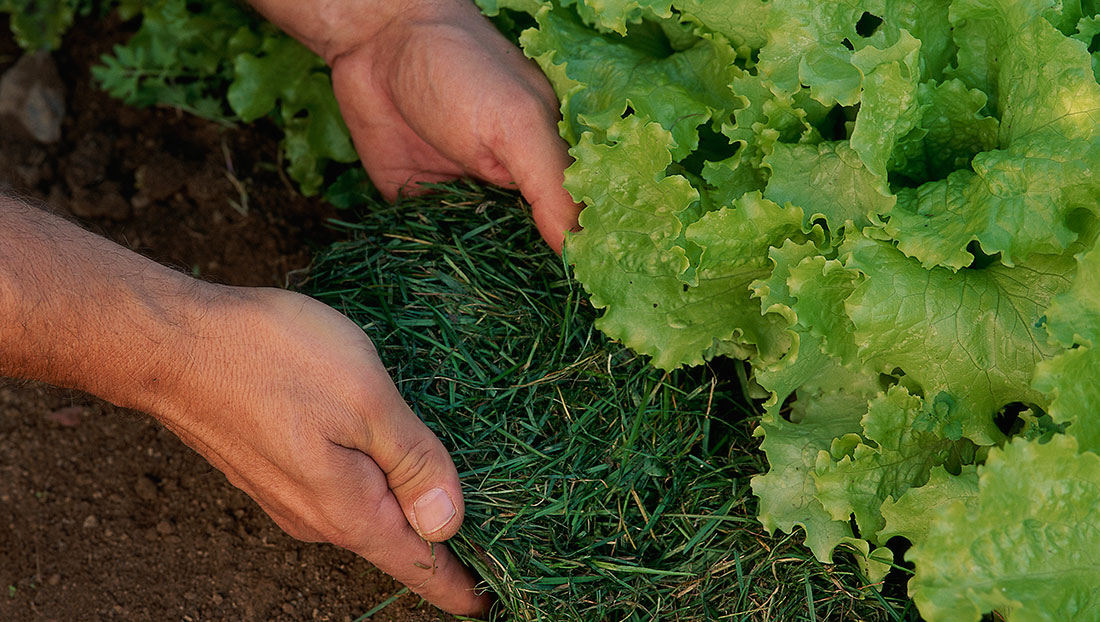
[
  {"xmin": 247, "ymin": 0, "xmax": 478, "ymax": 65},
  {"xmin": 102, "ymin": 280, "xmax": 242, "ymax": 419},
  {"xmin": 246, "ymin": 0, "xmax": 406, "ymax": 64}
]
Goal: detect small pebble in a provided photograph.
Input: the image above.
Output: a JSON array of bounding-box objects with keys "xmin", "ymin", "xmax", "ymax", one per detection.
[{"xmin": 135, "ymin": 476, "xmax": 158, "ymax": 501}]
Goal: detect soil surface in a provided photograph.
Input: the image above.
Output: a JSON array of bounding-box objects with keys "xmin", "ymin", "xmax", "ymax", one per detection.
[{"xmin": 0, "ymin": 14, "xmax": 456, "ymax": 622}]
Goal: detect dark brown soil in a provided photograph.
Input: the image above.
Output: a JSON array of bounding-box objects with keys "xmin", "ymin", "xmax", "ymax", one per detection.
[{"xmin": 0, "ymin": 13, "xmax": 456, "ymax": 622}]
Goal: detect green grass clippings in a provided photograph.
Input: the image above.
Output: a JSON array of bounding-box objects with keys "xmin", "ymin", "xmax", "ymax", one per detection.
[{"xmin": 306, "ymin": 181, "xmax": 919, "ymax": 622}]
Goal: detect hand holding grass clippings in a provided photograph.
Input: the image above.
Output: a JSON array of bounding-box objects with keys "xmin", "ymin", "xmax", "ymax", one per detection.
[
  {"xmin": 2, "ymin": 0, "xmax": 583, "ymax": 617},
  {"xmin": 251, "ymin": 0, "xmax": 581, "ymax": 253},
  {"xmin": 0, "ymin": 196, "xmax": 490, "ymax": 617}
]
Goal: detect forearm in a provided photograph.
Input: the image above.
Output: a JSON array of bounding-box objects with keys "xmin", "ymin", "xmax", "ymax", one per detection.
[{"xmin": 0, "ymin": 194, "xmax": 221, "ymax": 414}]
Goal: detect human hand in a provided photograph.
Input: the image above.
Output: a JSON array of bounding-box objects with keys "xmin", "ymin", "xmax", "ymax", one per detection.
[
  {"xmin": 258, "ymin": 0, "xmax": 579, "ymax": 253},
  {"xmin": 154, "ymin": 287, "xmax": 489, "ymax": 616},
  {"xmin": 327, "ymin": 1, "xmax": 580, "ymax": 252},
  {"xmin": 0, "ymin": 194, "xmax": 487, "ymax": 616}
]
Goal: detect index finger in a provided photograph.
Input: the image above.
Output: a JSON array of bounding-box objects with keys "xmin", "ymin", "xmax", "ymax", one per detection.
[{"xmin": 489, "ymin": 93, "xmax": 582, "ymax": 254}]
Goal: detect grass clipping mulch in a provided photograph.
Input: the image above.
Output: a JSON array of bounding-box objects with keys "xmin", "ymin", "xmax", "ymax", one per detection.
[{"xmin": 306, "ymin": 184, "xmax": 918, "ymax": 621}]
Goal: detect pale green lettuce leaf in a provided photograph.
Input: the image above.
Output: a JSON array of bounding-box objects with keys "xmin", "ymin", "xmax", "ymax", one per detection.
[
  {"xmin": 750, "ymin": 387, "xmax": 870, "ymax": 560},
  {"xmin": 797, "ymin": 42, "xmax": 863, "ymax": 108},
  {"xmin": 764, "ymin": 140, "xmax": 895, "ymax": 232},
  {"xmin": 699, "ymin": 150, "xmax": 767, "ymax": 209},
  {"xmin": 1075, "ymin": 14, "xmax": 1100, "ymax": 82},
  {"xmin": 755, "ymin": 0, "xmax": 882, "ymax": 101},
  {"xmin": 909, "ymin": 435, "xmax": 1100, "ymax": 622},
  {"xmin": 882, "ymin": 7, "xmax": 1100, "ymax": 269},
  {"xmin": 559, "ymin": 0, "xmax": 672, "ymax": 34},
  {"xmin": 951, "ymin": 3, "xmax": 1100, "ymax": 141},
  {"xmin": 847, "ymin": 29, "xmax": 922, "ymax": 179},
  {"xmin": 884, "ymin": 0, "xmax": 955, "ymax": 81},
  {"xmin": 1034, "ymin": 242, "xmax": 1100, "ymax": 453},
  {"xmin": 948, "ymin": 0, "xmax": 1059, "ymax": 109},
  {"xmin": 521, "ymin": 7, "xmax": 742, "ymax": 160},
  {"xmin": 565, "ymin": 117, "xmax": 803, "ymax": 369},
  {"xmin": 674, "ymin": 0, "xmax": 771, "ymax": 50},
  {"xmin": 996, "ymin": 15, "xmax": 1100, "ymax": 144},
  {"xmin": 786, "ymin": 255, "xmax": 861, "ymax": 364},
  {"xmin": 750, "ymin": 240, "xmax": 871, "ymax": 419},
  {"xmin": 718, "ymin": 73, "xmax": 815, "ymax": 173},
  {"xmin": 877, "ymin": 464, "xmax": 979, "ymax": 544},
  {"xmin": 812, "ymin": 386, "xmax": 977, "ymax": 542},
  {"xmin": 750, "ymin": 240, "xmax": 888, "ymax": 561},
  {"xmin": 1034, "ymin": 346, "xmax": 1100, "ymax": 454},
  {"xmin": 888, "ymin": 79, "xmax": 999, "ymax": 184},
  {"xmin": 1045, "ymin": 241, "xmax": 1100, "ymax": 348},
  {"xmin": 884, "ymin": 135, "xmax": 1100, "ymax": 270},
  {"xmin": 842, "ymin": 237, "xmax": 1071, "ymax": 444}
]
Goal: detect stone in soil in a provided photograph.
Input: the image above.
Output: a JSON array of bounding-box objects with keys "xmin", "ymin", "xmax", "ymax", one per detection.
[{"xmin": 0, "ymin": 51, "xmax": 65, "ymax": 144}]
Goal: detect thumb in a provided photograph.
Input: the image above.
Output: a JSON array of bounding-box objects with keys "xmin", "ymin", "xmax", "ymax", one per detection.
[{"xmin": 342, "ymin": 369, "xmax": 466, "ymax": 542}]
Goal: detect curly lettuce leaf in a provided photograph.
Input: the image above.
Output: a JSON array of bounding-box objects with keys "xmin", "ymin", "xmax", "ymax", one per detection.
[
  {"xmin": 751, "ymin": 240, "xmax": 851, "ymax": 419},
  {"xmin": 227, "ymin": 35, "xmax": 356, "ymax": 195},
  {"xmin": 558, "ymin": 0, "xmax": 672, "ymax": 34},
  {"xmin": 881, "ymin": 7, "xmax": 1100, "ymax": 269},
  {"xmin": 565, "ymin": 117, "xmax": 804, "ymax": 369},
  {"xmin": 884, "ymin": 0, "xmax": 956, "ymax": 81},
  {"xmin": 1032, "ymin": 242, "xmax": 1100, "ymax": 453},
  {"xmin": 718, "ymin": 73, "xmax": 817, "ymax": 172},
  {"xmin": 750, "ymin": 387, "xmax": 869, "ymax": 560},
  {"xmin": 877, "ymin": 464, "xmax": 979, "ymax": 544},
  {"xmin": 812, "ymin": 386, "xmax": 977, "ymax": 542},
  {"xmin": 951, "ymin": 2, "xmax": 1100, "ymax": 141},
  {"xmin": 755, "ymin": 0, "xmax": 877, "ymax": 101},
  {"xmin": 996, "ymin": 16, "xmax": 1100, "ymax": 144},
  {"xmin": 674, "ymin": 0, "xmax": 771, "ymax": 50},
  {"xmin": 909, "ymin": 435, "xmax": 1100, "ymax": 622},
  {"xmin": 522, "ymin": 7, "xmax": 742, "ymax": 160},
  {"xmin": 786, "ymin": 254, "xmax": 862, "ymax": 364},
  {"xmin": 1044, "ymin": 241, "xmax": 1100, "ymax": 349},
  {"xmin": 885, "ymin": 135, "xmax": 1100, "ymax": 269},
  {"xmin": 763, "ymin": 140, "xmax": 895, "ymax": 232},
  {"xmin": 888, "ymin": 78, "xmax": 999, "ymax": 184},
  {"xmin": 1034, "ymin": 346, "xmax": 1100, "ymax": 454},
  {"xmin": 847, "ymin": 29, "xmax": 922, "ymax": 179},
  {"xmin": 842, "ymin": 238, "xmax": 1071, "ymax": 444}
]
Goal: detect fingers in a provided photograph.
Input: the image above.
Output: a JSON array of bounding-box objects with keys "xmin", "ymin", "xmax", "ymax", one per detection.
[
  {"xmin": 316, "ymin": 446, "xmax": 490, "ymax": 617},
  {"xmin": 499, "ymin": 119, "xmax": 582, "ymax": 254},
  {"xmin": 329, "ymin": 11, "xmax": 582, "ymax": 252}
]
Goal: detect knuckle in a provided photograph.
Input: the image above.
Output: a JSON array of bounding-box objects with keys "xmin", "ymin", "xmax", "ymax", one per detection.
[{"xmin": 385, "ymin": 436, "xmax": 444, "ymax": 492}]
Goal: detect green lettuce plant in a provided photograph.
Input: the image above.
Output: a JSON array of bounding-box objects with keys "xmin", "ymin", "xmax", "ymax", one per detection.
[{"xmin": 476, "ymin": 0, "xmax": 1100, "ymax": 619}]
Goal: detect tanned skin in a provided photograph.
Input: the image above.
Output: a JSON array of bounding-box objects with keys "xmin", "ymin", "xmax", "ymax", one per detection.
[{"xmin": 0, "ymin": 0, "xmax": 579, "ymax": 616}]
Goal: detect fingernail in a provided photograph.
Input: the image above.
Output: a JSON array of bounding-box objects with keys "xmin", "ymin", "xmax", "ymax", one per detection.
[{"xmin": 413, "ymin": 487, "xmax": 456, "ymax": 535}]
